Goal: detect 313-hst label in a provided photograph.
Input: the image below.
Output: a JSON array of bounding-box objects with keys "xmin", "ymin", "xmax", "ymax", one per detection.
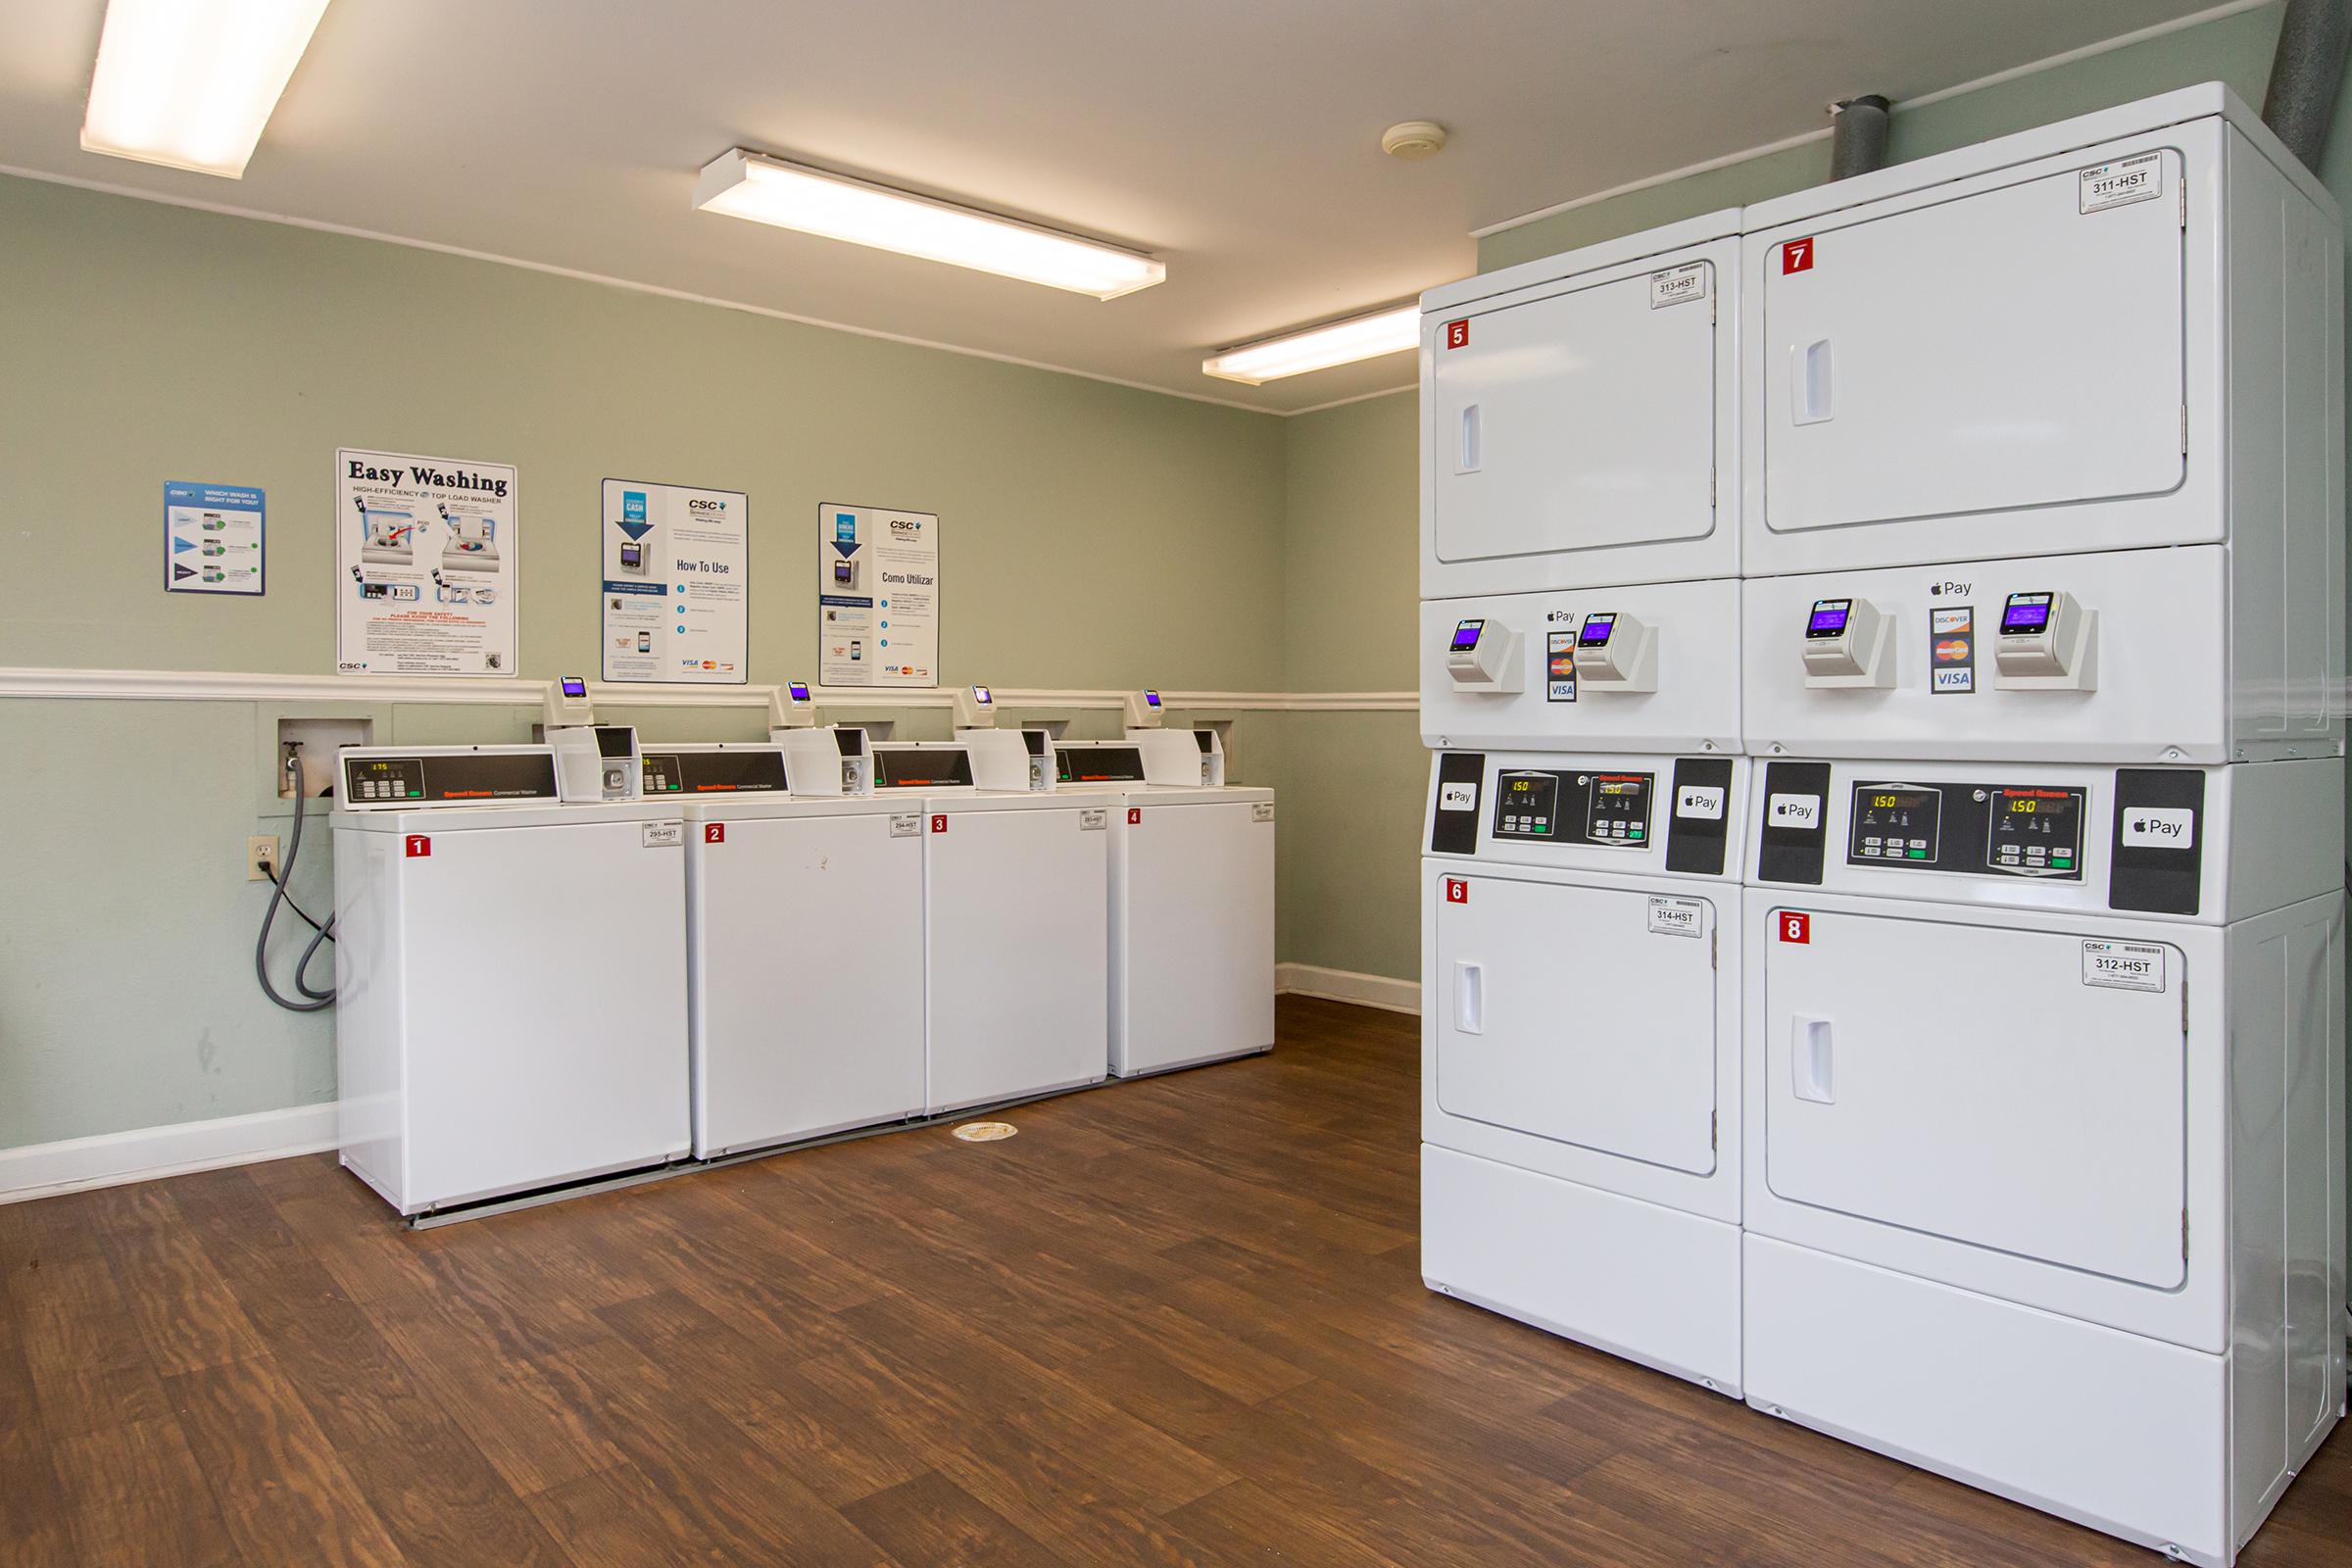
[{"xmin": 2082, "ymin": 940, "xmax": 2166, "ymax": 993}]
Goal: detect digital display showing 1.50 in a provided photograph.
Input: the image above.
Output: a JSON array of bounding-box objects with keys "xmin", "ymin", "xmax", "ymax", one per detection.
[
  {"xmin": 1848, "ymin": 782, "xmax": 1940, "ymax": 862},
  {"xmin": 1985, "ymin": 785, "xmax": 2083, "ymax": 876}
]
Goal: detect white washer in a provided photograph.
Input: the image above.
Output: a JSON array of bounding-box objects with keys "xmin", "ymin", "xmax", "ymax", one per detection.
[
  {"xmin": 1421, "ymin": 749, "xmax": 1750, "ymax": 1395},
  {"xmin": 1057, "ymin": 740, "xmax": 1275, "ymax": 1078},
  {"xmin": 331, "ymin": 745, "xmax": 689, "ymax": 1217},
  {"xmin": 1742, "ymin": 755, "xmax": 2345, "ymax": 1567},
  {"xmin": 871, "ymin": 742, "xmax": 1112, "ymax": 1113},
  {"xmin": 648, "ymin": 743, "xmax": 927, "ymax": 1159}
]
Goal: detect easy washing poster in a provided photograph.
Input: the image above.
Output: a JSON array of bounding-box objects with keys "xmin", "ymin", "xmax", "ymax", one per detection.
[
  {"xmin": 335, "ymin": 449, "xmax": 518, "ymax": 675},
  {"xmin": 601, "ymin": 479, "xmax": 749, "ymax": 683},
  {"xmin": 818, "ymin": 503, "xmax": 940, "ymax": 688}
]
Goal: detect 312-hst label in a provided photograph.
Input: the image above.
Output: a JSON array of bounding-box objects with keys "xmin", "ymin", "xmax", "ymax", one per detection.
[{"xmin": 2082, "ymin": 940, "xmax": 2166, "ymax": 992}]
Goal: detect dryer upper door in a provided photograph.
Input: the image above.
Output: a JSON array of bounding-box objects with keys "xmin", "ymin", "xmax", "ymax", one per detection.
[
  {"xmin": 1762, "ymin": 906, "xmax": 2186, "ymax": 1289},
  {"xmin": 1431, "ymin": 264, "xmax": 1720, "ymax": 570},
  {"xmin": 1435, "ymin": 875, "xmax": 1718, "ymax": 1175},
  {"xmin": 1760, "ymin": 150, "xmax": 2188, "ymax": 546}
]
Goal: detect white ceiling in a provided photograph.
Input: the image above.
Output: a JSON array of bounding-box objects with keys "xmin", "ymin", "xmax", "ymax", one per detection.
[{"xmin": 0, "ymin": 0, "xmax": 2225, "ymax": 413}]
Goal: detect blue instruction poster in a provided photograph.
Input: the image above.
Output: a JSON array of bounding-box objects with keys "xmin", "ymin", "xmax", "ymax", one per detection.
[{"xmin": 164, "ymin": 482, "xmax": 265, "ymax": 595}]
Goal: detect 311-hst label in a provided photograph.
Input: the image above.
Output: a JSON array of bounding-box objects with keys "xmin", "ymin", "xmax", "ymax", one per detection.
[{"xmin": 2082, "ymin": 940, "xmax": 2166, "ymax": 992}]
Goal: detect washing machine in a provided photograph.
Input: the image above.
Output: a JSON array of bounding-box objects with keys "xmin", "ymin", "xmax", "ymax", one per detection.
[
  {"xmin": 1741, "ymin": 754, "xmax": 2344, "ymax": 1565},
  {"xmin": 870, "ymin": 739, "xmax": 1113, "ymax": 1114},
  {"xmin": 1057, "ymin": 732, "xmax": 1275, "ymax": 1078},
  {"xmin": 1421, "ymin": 749, "xmax": 1751, "ymax": 1395},
  {"xmin": 331, "ymin": 742, "xmax": 690, "ymax": 1217},
  {"xmin": 1740, "ymin": 83, "xmax": 2340, "ymax": 580},
  {"xmin": 649, "ymin": 740, "xmax": 926, "ymax": 1159}
]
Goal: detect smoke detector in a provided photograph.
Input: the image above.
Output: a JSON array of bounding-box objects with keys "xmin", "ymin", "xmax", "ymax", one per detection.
[{"xmin": 1381, "ymin": 120, "xmax": 1448, "ymax": 161}]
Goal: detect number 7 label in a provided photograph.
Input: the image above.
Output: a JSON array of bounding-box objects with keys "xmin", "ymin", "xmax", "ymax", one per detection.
[{"xmin": 1782, "ymin": 237, "xmax": 1814, "ymax": 274}]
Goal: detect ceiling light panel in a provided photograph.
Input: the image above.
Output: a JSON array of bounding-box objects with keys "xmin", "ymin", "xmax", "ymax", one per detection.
[
  {"xmin": 694, "ymin": 150, "xmax": 1165, "ymax": 301},
  {"xmin": 81, "ymin": 0, "xmax": 331, "ymax": 178},
  {"xmin": 1201, "ymin": 306, "xmax": 1420, "ymax": 384}
]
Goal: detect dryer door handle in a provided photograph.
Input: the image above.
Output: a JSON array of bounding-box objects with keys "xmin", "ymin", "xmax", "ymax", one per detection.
[
  {"xmin": 1792, "ymin": 1015, "xmax": 1836, "ymax": 1103},
  {"xmin": 1454, "ymin": 960, "xmax": 1484, "ymax": 1035},
  {"xmin": 1790, "ymin": 338, "xmax": 1834, "ymax": 425}
]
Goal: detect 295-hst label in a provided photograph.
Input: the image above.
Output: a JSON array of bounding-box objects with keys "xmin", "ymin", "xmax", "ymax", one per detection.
[
  {"xmin": 2082, "ymin": 940, "xmax": 2166, "ymax": 993},
  {"xmin": 2080, "ymin": 152, "xmax": 2162, "ymax": 214},
  {"xmin": 641, "ymin": 821, "xmax": 683, "ymax": 848}
]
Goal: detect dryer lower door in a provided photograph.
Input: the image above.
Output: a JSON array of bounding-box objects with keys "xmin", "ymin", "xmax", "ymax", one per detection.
[
  {"xmin": 1761, "ymin": 906, "xmax": 2186, "ymax": 1289},
  {"xmin": 1434, "ymin": 874, "xmax": 1719, "ymax": 1177}
]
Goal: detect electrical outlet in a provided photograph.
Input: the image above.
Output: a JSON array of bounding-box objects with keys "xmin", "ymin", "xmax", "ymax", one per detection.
[{"xmin": 248, "ymin": 835, "xmax": 280, "ymax": 882}]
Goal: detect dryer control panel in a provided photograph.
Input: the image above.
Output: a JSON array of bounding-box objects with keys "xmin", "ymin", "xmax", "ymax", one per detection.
[
  {"xmin": 1844, "ymin": 779, "xmax": 2083, "ymax": 879},
  {"xmin": 1428, "ymin": 752, "xmax": 1745, "ymax": 879}
]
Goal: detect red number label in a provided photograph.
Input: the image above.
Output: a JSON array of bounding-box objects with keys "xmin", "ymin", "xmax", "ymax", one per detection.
[
  {"xmin": 1780, "ymin": 911, "xmax": 1811, "ymax": 944},
  {"xmin": 930, "ymin": 814, "xmax": 948, "ymax": 834},
  {"xmin": 1127, "ymin": 808, "xmax": 1142, "ymax": 825},
  {"xmin": 704, "ymin": 823, "xmax": 724, "ymax": 844},
  {"xmin": 1445, "ymin": 878, "xmax": 1469, "ymax": 905},
  {"xmin": 1444, "ymin": 319, "xmax": 1469, "ymax": 349},
  {"xmin": 404, "ymin": 835, "xmax": 431, "ymax": 858},
  {"xmin": 1781, "ymin": 237, "xmax": 1814, "ymax": 274}
]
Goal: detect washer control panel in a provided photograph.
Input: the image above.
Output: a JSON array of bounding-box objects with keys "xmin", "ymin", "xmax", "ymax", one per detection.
[{"xmin": 1841, "ymin": 778, "xmax": 2084, "ymax": 880}]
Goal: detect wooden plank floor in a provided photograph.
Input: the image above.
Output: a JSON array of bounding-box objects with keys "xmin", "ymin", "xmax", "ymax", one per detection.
[{"xmin": 4, "ymin": 995, "xmax": 2348, "ymax": 1566}]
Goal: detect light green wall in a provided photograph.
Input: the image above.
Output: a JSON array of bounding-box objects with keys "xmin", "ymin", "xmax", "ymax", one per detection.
[{"xmin": 0, "ymin": 172, "xmax": 1298, "ymax": 1151}]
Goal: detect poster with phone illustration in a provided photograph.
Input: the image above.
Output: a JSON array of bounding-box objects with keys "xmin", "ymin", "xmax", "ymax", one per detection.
[
  {"xmin": 601, "ymin": 479, "xmax": 749, "ymax": 683},
  {"xmin": 335, "ymin": 448, "xmax": 518, "ymax": 675},
  {"xmin": 817, "ymin": 502, "xmax": 939, "ymax": 688}
]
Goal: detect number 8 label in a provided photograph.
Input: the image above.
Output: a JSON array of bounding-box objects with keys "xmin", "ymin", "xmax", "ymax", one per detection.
[{"xmin": 1780, "ymin": 911, "xmax": 1811, "ymax": 944}]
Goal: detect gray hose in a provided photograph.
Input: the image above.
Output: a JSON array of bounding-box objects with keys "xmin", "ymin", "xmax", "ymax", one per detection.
[
  {"xmin": 2264, "ymin": 0, "xmax": 2352, "ymax": 172},
  {"xmin": 257, "ymin": 752, "xmax": 336, "ymax": 1012},
  {"xmin": 1830, "ymin": 95, "xmax": 1891, "ymax": 180}
]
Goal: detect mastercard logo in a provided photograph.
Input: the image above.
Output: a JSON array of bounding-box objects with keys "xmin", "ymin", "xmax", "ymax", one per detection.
[{"xmin": 1935, "ymin": 639, "xmax": 1970, "ymax": 662}]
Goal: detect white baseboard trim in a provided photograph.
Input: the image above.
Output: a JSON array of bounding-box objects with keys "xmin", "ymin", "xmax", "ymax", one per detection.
[
  {"xmin": 0, "ymin": 1102, "xmax": 339, "ymax": 1206},
  {"xmin": 1278, "ymin": 961, "xmax": 1421, "ymax": 1015}
]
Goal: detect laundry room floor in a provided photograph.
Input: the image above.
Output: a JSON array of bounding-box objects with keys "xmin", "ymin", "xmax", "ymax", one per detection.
[{"xmin": 2, "ymin": 996, "xmax": 2346, "ymax": 1567}]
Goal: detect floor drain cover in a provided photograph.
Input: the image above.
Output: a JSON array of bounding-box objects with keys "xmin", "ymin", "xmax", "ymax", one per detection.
[{"xmin": 952, "ymin": 1121, "xmax": 1018, "ymax": 1143}]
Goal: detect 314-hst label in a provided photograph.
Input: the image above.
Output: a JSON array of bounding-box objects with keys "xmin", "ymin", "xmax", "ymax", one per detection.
[
  {"xmin": 2082, "ymin": 939, "xmax": 2166, "ymax": 993},
  {"xmin": 1647, "ymin": 896, "xmax": 1704, "ymax": 938}
]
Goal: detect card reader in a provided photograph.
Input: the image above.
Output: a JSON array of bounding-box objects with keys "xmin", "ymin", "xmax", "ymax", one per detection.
[
  {"xmin": 1444, "ymin": 617, "xmax": 1524, "ymax": 694},
  {"xmin": 1799, "ymin": 597, "xmax": 1894, "ymax": 688},
  {"xmin": 1992, "ymin": 591, "xmax": 2096, "ymax": 690},
  {"xmin": 1570, "ymin": 611, "xmax": 1656, "ymax": 691}
]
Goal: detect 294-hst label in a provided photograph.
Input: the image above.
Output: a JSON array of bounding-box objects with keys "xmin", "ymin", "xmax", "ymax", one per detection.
[
  {"xmin": 2082, "ymin": 940, "xmax": 2166, "ymax": 993},
  {"xmin": 2080, "ymin": 152, "xmax": 2162, "ymax": 214}
]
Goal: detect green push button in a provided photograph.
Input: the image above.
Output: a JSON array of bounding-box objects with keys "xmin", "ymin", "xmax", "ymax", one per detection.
[
  {"xmin": 1906, "ymin": 848, "xmax": 1927, "ymax": 858},
  {"xmin": 2053, "ymin": 856, "xmax": 2073, "ymax": 868}
]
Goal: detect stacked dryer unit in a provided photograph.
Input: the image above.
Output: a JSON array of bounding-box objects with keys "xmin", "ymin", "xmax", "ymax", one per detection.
[
  {"xmin": 1416, "ymin": 212, "xmax": 1755, "ymax": 1394},
  {"xmin": 1736, "ymin": 86, "xmax": 2343, "ymax": 1565}
]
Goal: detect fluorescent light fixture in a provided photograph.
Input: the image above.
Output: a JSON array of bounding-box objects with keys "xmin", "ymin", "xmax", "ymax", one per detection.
[
  {"xmin": 1201, "ymin": 305, "xmax": 1420, "ymax": 385},
  {"xmin": 695, "ymin": 149, "xmax": 1165, "ymax": 300},
  {"xmin": 81, "ymin": 0, "xmax": 330, "ymax": 178}
]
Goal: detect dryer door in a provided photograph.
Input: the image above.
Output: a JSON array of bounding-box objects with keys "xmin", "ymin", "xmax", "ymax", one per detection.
[
  {"xmin": 1430, "ymin": 258, "xmax": 1721, "ymax": 576},
  {"xmin": 1762, "ymin": 906, "xmax": 2186, "ymax": 1288},
  {"xmin": 1435, "ymin": 876, "xmax": 1718, "ymax": 1175},
  {"xmin": 1759, "ymin": 149, "xmax": 2189, "ymax": 550}
]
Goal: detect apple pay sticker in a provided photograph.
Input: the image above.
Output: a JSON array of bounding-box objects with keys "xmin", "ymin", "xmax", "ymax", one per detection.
[
  {"xmin": 1647, "ymin": 897, "xmax": 1705, "ymax": 938},
  {"xmin": 1439, "ymin": 782, "xmax": 1478, "ymax": 811},
  {"xmin": 1767, "ymin": 793, "xmax": 1821, "ymax": 831},
  {"xmin": 2082, "ymin": 940, "xmax": 2165, "ymax": 993},
  {"xmin": 1676, "ymin": 785, "xmax": 1726, "ymax": 820},
  {"xmin": 2121, "ymin": 808, "xmax": 2193, "ymax": 850}
]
